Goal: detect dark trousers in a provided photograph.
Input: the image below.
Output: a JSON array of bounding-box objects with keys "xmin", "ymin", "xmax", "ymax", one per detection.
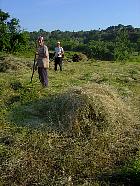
[
  {"xmin": 38, "ymin": 67, "xmax": 48, "ymax": 87},
  {"xmin": 54, "ymin": 57, "xmax": 63, "ymax": 71}
]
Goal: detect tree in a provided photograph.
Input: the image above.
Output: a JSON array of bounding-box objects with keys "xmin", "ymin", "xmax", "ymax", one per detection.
[
  {"xmin": 0, "ymin": 9, "xmax": 30, "ymax": 53},
  {"xmin": 0, "ymin": 9, "xmax": 10, "ymax": 51},
  {"xmin": 114, "ymin": 29, "xmax": 131, "ymax": 60}
]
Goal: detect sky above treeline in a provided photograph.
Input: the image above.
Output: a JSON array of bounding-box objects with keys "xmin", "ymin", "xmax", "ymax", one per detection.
[{"xmin": 1, "ymin": 0, "xmax": 140, "ymax": 32}]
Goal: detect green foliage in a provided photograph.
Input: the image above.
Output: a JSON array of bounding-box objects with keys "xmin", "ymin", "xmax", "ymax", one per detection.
[
  {"xmin": 0, "ymin": 10, "xmax": 10, "ymax": 51},
  {"xmin": 86, "ymin": 40, "xmax": 114, "ymax": 60},
  {"xmin": 0, "ymin": 10, "xmax": 30, "ymax": 53},
  {"xmin": 1, "ymin": 9, "xmax": 140, "ymax": 61},
  {"xmin": 29, "ymin": 25, "xmax": 140, "ymax": 61},
  {"xmin": 114, "ymin": 29, "xmax": 131, "ymax": 60}
]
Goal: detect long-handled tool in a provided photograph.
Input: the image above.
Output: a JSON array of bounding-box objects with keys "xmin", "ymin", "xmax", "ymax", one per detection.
[{"xmin": 30, "ymin": 54, "xmax": 36, "ymax": 83}]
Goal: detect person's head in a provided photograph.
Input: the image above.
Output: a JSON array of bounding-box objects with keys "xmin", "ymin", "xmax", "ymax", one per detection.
[
  {"xmin": 38, "ymin": 36, "xmax": 44, "ymax": 46},
  {"xmin": 57, "ymin": 41, "xmax": 61, "ymax": 47}
]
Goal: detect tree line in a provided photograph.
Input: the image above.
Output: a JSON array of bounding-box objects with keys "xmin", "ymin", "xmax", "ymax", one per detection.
[{"xmin": 0, "ymin": 9, "xmax": 140, "ymax": 61}]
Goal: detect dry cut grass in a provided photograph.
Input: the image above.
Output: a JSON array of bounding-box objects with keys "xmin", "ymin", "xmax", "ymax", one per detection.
[{"xmin": 4, "ymin": 83, "xmax": 139, "ymax": 185}]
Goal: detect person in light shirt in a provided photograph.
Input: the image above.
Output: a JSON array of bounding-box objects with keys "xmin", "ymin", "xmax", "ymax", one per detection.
[{"xmin": 54, "ymin": 41, "xmax": 64, "ymax": 71}]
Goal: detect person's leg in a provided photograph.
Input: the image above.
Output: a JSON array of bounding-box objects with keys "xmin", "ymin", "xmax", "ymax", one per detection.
[
  {"xmin": 58, "ymin": 57, "xmax": 63, "ymax": 71},
  {"xmin": 38, "ymin": 67, "xmax": 48, "ymax": 87},
  {"xmin": 38, "ymin": 67, "xmax": 43, "ymax": 84},
  {"xmin": 41, "ymin": 68, "xmax": 48, "ymax": 87}
]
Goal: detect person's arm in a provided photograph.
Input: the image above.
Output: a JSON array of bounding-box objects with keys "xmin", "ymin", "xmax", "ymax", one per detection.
[
  {"xmin": 61, "ymin": 47, "xmax": 64, "ymax": 54},
  {"xmin": 61, "ymin": 47, "xmax": 64, "ymax": 58}
]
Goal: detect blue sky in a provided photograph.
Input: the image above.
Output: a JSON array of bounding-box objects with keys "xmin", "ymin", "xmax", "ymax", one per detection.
[{"xmin": 1, "ymin": 0, "xmax": 140, "ymax": 32}]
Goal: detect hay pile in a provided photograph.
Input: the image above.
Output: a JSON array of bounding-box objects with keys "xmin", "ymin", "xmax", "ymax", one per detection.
[
  {"xmin": 14, "ymin": 83, "xmax": 138, "ymax": 138},
  {"xmin": 46, "ymin": 84, "xmax": 134, "ymax": 129},
  {"xmin": 22, "ymin": 83, "xmax": 137, "ymax": 170},
  {"xmin": 72, "ymin": 53, "xmax": 88, "ymax": 62},
  {"xmin": 0, "ymin": 55, "xmax": 31, "ymax": 72},
  {"xmin": 33, "ymin": 83, "xmax": 138, "ymax": 137},
  {"xmin": 10, "ymin": 83, "xmax": 139, "ymax": 184}
]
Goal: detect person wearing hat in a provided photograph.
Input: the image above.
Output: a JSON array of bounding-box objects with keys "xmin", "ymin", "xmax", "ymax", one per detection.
[
  {"xmin": 54, "ymin": 41, "xmax": 64, "ymax": 71},
  {"xmin": 35, "ymin": 36, "xmax": 49, "ymax": 87}
]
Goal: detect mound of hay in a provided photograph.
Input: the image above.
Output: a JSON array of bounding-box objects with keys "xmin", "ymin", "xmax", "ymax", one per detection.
[
  {"xmin": 0, "ymin": 56, "xmax": 30, "ymax": 72},
  {"xmin": 32, "ymin": 84, "xmax": 137, "ymax": 137},
  {"xmin": 12, "ymin": 83, "xmax": 139, "ymax": 179},
  {"xmin": 72, "ymin": 53, "xmax": 88, "ymax": 62},
  {"xmin": 14, "ymin": 83, "xmax": 138, "ymax": 138}
]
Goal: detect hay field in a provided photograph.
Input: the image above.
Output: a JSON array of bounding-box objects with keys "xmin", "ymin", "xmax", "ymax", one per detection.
[{"xmin": 0, "ymin": 54, "xmax": 140, "ymax": 185}]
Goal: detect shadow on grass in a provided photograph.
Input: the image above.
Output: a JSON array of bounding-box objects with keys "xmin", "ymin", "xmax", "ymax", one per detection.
[
  {"xmin": 99, "ymin": 171, "xmax": 140, "ymax": 186},
  {"xmin": 9, "ymin": 96, "xmax": 67, "ymax": 132}
]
